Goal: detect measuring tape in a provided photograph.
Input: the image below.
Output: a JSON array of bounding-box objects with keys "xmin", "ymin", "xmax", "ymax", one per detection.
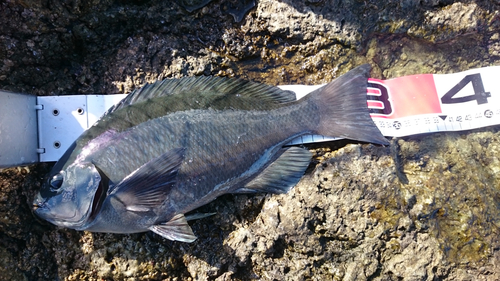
[{"xmin": 368, "ymin": 66, "xmax": 500, "ymax": 137}]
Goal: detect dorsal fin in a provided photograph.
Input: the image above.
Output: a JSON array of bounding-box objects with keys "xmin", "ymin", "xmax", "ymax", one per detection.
[
  {"xmin": 105, "ymin": 76, "xmax": 295, "ymax": 116},
  {"xmin": 89, "ymin": 76, "xmax": 295, "ymax": 139}
]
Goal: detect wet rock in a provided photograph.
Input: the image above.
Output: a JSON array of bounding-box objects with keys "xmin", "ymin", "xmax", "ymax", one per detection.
[
  {"xmin": 220, "ymin": 0, "xmax": 255, "ymax": 22},
  {"xmin": 407, "ymin": 2, "xmax": 490, "ymax": 43},
  {"xmin": 177, "ymin": 0, "xmax": 213, "ymax": 13},
  {"xmin": 1, "ymin": 0, "xmax": 500, "ymax": 280}
]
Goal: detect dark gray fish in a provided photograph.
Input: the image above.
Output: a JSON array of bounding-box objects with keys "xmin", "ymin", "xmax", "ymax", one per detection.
[{"xmin": 33, "ymin": 65, "xmax": 388, "ymax": 242}]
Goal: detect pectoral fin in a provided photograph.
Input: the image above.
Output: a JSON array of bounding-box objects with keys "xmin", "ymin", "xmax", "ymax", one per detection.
[
  {"xmin": 109, "ymin": 148, "xmax": 184, "ymax": 212},
  {"xmin": 235, "ymin": 146, "xmax": 312, "ymax": 194},
  {"xmin": 149, "ymin": 214, "xmax": 197, "ymax": 242}
]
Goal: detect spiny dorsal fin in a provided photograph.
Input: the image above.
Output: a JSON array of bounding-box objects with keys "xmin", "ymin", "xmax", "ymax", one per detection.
[
  {"xmin": 105, "ymin": 76, "xmax": 296, "ymax": 116},
  {"xmin": 77, "ymin": 77, "xmax": 296, "ymax": 151}
]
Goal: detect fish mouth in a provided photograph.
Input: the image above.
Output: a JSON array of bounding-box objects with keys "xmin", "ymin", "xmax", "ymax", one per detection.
[
  {"xmin": 32, "ymin": 200, "xmax": 80, "ymax": 224},
  {"xmin": 31, "ymin": 202, "xmax": 58, "ymax": 226},
  {"xmin": 32, "ymin": 193, "xmax": 45, "ymax": 211},
  {"xmin": 31, "ymin": 195, "xmax": 50, "ymax": 217}
]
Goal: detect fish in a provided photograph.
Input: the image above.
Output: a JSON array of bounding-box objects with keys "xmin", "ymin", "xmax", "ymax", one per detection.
[{"xmin": 33, "ymin": 64, "xmax": 388, "ymax": 242}]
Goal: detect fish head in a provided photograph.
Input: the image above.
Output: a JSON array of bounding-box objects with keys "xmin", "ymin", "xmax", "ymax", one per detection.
[{"xmin": 33, "ymin": 160, "xmax": 104, "ymax": 229}]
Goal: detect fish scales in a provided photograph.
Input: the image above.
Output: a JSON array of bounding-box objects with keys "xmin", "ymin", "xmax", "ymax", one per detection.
[
  {"xmin": 33, "ymin": 65, "xmax": 389, "ymax": 242},
  {"xmin": 93, "ymin": 101, "xmax": 316, "ymax": 204}
]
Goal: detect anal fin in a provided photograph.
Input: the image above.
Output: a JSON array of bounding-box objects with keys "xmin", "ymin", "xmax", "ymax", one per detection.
[
  {"xmin": 235, "ymin": 146, "xmax": 312, "ymax": 194},
  {"xmin": 149, "ymin": 214, "xmax": 197, "ymax": 243}
]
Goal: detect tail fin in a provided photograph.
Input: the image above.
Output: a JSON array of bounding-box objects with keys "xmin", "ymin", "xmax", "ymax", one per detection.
[{"xmin": 308, "ymin": 64, "xmax": 389, "ymax": 145}]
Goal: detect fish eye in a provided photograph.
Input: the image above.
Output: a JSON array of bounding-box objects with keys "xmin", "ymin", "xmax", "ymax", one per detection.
[{"xmin": 49, "ymin": 173, "xmax": 64, "ymax": 191}]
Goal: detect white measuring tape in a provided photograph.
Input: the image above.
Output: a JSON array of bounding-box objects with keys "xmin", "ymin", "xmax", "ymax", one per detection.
[
  {"xmin": 368, "ymin": 66, "xmax": 500, "ymax": 137},
  {"xmin": 1, "ymin": 65, "xmax": 499, "ymax": 167}
]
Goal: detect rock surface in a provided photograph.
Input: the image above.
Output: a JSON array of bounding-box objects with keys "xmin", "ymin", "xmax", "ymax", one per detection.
[{"xmin": 1, "ymin": 0, "xmax": 500, "ymax": 280}]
